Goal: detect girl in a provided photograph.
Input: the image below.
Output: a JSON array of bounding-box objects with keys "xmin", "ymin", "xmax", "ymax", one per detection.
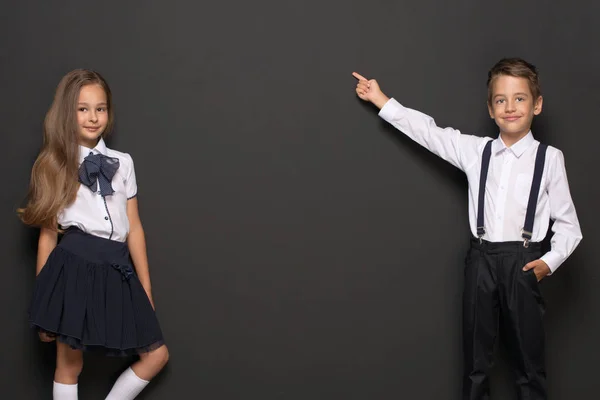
[{"xmin": 18, "ymin": 69, "xmax": 169, "ymax": 399}]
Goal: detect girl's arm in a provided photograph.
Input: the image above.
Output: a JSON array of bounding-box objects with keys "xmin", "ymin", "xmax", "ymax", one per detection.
[
  {"xmin": 36, "ymin": 227, "xmax": 58, "ymax": 342},
  {"xmin": 37, "ymin": 227, "xmax": 58, "ymax": 275},
  {"xmin": 126, "ymin": 197, "xmax": 154, "ymax": 308}
]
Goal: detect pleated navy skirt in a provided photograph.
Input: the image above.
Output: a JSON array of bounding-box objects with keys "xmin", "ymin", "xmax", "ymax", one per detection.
[{"xmin": 29, "ymin": 227, "xmax": 164, "ymax": 356}]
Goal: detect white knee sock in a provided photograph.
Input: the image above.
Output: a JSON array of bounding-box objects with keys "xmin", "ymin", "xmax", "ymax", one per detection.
[
  {"xmin": 53, "ymin": 382, "xmax": 78, "ymax": 400},
  {"xmin": 105, "ymin": 367, "xmax": 149, "ymax": 400}
]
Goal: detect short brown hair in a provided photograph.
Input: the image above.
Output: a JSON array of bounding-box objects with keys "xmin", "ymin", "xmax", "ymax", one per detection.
[{"xmin": 487, "ymin": 58, "xmax": 541, "ymax": 104}]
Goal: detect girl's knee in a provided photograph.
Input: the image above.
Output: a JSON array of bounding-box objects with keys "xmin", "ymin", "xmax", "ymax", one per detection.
[
  {"xmin": 155, "ymin": 345, "xmax": 169, "ymax": 367},
  {"xmin": 146, "ymin": 345, "xmax": 169, "ymax": 368}
]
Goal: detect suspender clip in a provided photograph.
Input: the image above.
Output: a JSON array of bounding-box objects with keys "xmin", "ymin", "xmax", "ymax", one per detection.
[
  {"xmin": 477, "ymin": 226, "xmax": 485, "ymax": 244},
  {"xmin": 521, "ymin": 229, "xmax": 532, "ymax": 248}
]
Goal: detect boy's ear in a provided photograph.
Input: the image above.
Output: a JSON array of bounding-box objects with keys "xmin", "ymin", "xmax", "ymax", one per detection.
[{"xmin": 534, "ymin": 96, "xmax": 543, "ymax": 115}]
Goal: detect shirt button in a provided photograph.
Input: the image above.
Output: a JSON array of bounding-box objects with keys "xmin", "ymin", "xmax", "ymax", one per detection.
[{"xmin": 105, "ymin": 216, "xmax": 109, "ymax": 220}]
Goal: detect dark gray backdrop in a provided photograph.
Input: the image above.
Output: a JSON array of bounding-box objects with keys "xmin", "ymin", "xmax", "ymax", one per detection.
[{"xmin": 1, "ymin": 0, "xmax": 598, "ymax": 399}]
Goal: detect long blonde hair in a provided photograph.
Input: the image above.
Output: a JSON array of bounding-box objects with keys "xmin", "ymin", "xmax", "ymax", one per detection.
[{"xmin": 18, "ymin": 69, "xmax": 114, "ymax": 228}]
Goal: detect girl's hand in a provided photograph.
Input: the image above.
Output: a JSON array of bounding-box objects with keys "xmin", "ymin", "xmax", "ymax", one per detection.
[{"xmin": 38, "ymin": 331, "xmax": 56, "ymax": 342}]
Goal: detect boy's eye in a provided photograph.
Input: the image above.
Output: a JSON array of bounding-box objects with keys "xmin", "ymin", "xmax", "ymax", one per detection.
[
  {"xmin": 496, "ymin": 99, "xmax": 505, "ymax": 104},
  {"xmin": 516, "ymin": 97, "xmax": 525, "ymax": 102}
]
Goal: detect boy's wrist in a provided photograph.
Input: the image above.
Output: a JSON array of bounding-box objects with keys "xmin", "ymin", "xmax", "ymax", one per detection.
[{"xmin": 372, "ymin": 93, "xmax": 390, "ymax": 109}]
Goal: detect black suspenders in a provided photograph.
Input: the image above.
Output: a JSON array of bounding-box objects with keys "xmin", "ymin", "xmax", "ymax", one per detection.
[
  {"xmin": 522, "ymin": 143, "xmax": 548, "ymax": 246},
  {"xmin": 476, "ymin": 140, "xmax": 493, "ymax": 240},
  {"xmin": 477, "ymin": 140, "xmax": 548, "ymax": 247}
]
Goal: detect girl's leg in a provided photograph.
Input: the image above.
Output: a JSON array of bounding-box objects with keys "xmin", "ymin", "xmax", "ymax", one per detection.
[
  {"xmin": 53, "ymin": 341, "xmax": 83, "ymax": 399},
  {"xmin": 105, "ymin": 344, "xmax": 169, "ymax": 400},
  {"xmin": 133, "ymin": 344, "xmax": 169, "ymax": 381}
]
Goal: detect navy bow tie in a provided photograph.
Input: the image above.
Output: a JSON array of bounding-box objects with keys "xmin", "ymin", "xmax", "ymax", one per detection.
[{"xmin": 78, "ymin": 152, "xmax": 120, "ymax": 196}]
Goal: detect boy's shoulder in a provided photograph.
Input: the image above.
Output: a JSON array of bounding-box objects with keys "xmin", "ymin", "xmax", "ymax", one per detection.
[
  {"xmin": 534, "ymin": 142, "xmax": 568, "ymax": 174},
  {"xmin": 538, "ymin": 142, "xmax": 563, "ymax": 159}
]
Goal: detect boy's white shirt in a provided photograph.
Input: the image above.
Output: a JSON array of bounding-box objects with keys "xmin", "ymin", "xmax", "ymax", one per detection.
[{"xmin": 379, "ymin": 98, "xmax": 582, "ymax": 273}]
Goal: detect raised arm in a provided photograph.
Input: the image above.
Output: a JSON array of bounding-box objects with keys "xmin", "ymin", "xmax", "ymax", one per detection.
[{"xmin": 353, "ymin": 72, "xmax": 486, "ymax": 171}]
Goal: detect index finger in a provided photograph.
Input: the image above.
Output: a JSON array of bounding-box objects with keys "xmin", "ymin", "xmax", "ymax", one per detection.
[{"xmin": 352, "ymin": 72, "xmax": 368, "ymax": 81}]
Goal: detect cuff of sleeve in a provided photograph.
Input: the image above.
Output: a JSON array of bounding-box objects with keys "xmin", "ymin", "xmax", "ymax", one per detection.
[
  {"xmin": 377, "ymin": 98, "xmax": 404, "ymax": 122},
  {"xmin": 127, "ymin": 193, "xmax": 137, "ymax": 200},
  {"xmin": 540, "ymin": 251, "xmax": 563, "ymax": 275}
]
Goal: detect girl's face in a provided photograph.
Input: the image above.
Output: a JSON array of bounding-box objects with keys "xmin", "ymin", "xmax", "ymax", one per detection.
[{"xmin": 76, "ymin": 84, "xmax": 109, "ymax": 148}]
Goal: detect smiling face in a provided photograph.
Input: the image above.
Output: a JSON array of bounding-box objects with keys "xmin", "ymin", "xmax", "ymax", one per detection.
[
  {"xmin": 76, "ymin": 84, "xmax": 109, "ymax": 148},
  {"xmin": 487, "ymin": 75, "xmax": 542, "ymax": 145}
]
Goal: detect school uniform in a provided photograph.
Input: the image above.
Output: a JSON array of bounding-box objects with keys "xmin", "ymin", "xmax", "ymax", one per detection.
[
  {"xmin": 29, "ymin": 138, "xmax": 164, "ymax": 356},
  {"xmin": 378, "ymin": 99, "xmax": 582, "ymax": 400}
]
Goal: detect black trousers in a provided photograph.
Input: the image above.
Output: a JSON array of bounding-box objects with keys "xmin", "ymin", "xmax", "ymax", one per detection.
[{"xmin": 462, "ymin": 238, "xmax": 546, "ymax": 400}]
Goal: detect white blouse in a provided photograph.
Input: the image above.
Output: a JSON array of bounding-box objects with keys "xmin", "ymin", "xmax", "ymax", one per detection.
[{"xmin": 58, "ymin": 138, "xmax": 137, "ymax": 242}]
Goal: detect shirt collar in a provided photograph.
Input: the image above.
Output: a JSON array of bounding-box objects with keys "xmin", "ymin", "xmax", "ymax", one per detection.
[
  {"xmin": 491, "ymin": 131, "xmax": 535, "ymax": 158},
  {"xmin": 78, "ymin": 138, "xmax": 108, "ymax": 162}
]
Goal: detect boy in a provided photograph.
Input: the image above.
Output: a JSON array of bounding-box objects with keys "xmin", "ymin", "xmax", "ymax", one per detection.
[{"xmin": 353, "ymin": 58, "xmax": 582, "ymax": 399}]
